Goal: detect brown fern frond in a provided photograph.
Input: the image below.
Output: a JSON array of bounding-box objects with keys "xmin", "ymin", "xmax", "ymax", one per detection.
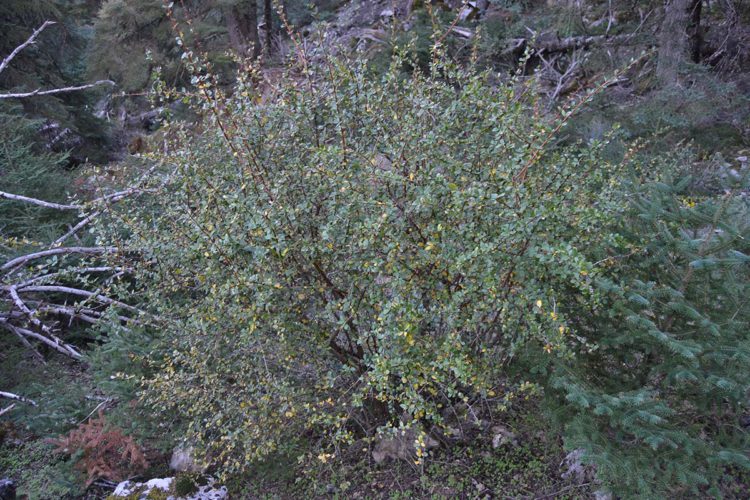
[{"xmin": 50, "ymin": 410, "xmax": 148, "ymax": 486}]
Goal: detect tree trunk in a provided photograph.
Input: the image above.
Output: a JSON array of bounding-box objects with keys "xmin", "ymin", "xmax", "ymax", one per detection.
[
  {"xmin": 264, "ymin": 0, "xmax": 273, "ymax": 57},
  {"xmin": 224, "ymin": 0, "xmax": 260, "ymax": 59},
  {"xmin": 656, "ymin": 0, "xmax": 693, "ymax": 85},
  {"xmin": 688, "ymin": 0, "xmax": 702, "ymax": 63}
]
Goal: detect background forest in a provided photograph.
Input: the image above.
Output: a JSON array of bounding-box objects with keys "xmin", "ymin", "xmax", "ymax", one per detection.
[{"xmin": 1, "ymin": 1, "xmax": 749, "ymax": 499}]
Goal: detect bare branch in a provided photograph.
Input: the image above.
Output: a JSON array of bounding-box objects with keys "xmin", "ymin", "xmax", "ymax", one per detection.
[
  {"xmin": 0, "ymin": 21, "xmax": 56, "ymax": 75},
  {"xmin": 0, "ymin": 404, "xmax": 17, "ymax": 417},
  {"xmin": 9, "ymin": 285, "xmax": 53, "ymax": 334},
  {"xmin": 1, "ymin": 246, "xmax": 118, "ymax": 272},
  {"xmin": 52, "ymin": 211, "xmax": 100, "ymax": 247},
  {"xmin": 504, "ymin": 31, "xmax": 645, "ymax": 56},
  {"xmin": 0, "ymin": 391, "xmax": 38, "ymax": 407},
  {"xmin": 0, "ymin": 190, "xmax": 81, "ymax": 210},
  {"xmin": 0, "ymin": 319, "xmax": 46, "ymax": 363},
  {"xmin": 40, "ymin": 305, "xmax": 101, "ymax": 325},
  {"xmin": 6, "ymin": 286, "xmax": 83, "ymax": 358},
  {"xmin": 0, "ymin": 79, "xmax": 116, "ymax": 100},
  {"xmin": 0, "ymin": 318, "xmax": 82, "ymax": 359},
  {"xmin": 14, "ymin": 285, "xmax": 151, "ymax": 318},
  {"xmin": 15, "ymin": 266, "xmax": 129, "ymax": 288}
]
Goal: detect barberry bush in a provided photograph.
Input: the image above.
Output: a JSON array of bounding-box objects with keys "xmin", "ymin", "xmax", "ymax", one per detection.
[{"xmin": 97, "ymin": 43, "xmax": 629, "ymax": 476}]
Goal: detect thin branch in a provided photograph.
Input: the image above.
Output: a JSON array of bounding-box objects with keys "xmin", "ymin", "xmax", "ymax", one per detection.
[
  {"xmin": 0, "ymin": 319, "xmax": 46, "ymax": 363},
  {"xmin": 14, "ymin": 285, "xmax": 151, "ymax": 317},
  {"xmin": 0, "ymin": 80, "xmax": 115, "ymax": 100},
  {"xmin": 0, "ymin": 391, "xmax": 38, "ymax": 407},
  {"xmin": 15, "ymin": 266, "xmax": 129, "ymax": 288},
  {"xmin": 6, "ymin": 286, "xmax": 83, "ymax": 358},
  {"xmin": 52, "ymin": 211, "xmax": 100, "ymax": 247},
  {"xmin": 0, "ymin": 190, "xmax": 81, "ymax": 210},
  {"xmin": 0, "ymin": 21, "xmax": 56, "ymax": 75},
  {"xmin": 0, "ymin": 318, "xmax": 82, "ymax": 359},
  {"xmin": 0, "ymin": 404, "xmax": 16, "ymax": 417},
  {"xmin": 1, "ymin": 246, "xmax": 118, "ymax": 272}
]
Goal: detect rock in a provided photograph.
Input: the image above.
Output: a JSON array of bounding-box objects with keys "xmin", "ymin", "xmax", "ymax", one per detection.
[
  {"xmin": 0, "ymin": 478, "xmax": 16, "ymax": 500},
  {"xmin": 379, "ymin": 8, "xmax": 394, "ymax": 18},
  {"xmin": 372, "ymin": 427, "xmax": 439, "ymax": 463},
  {"xmin": 113, "ymin": 478, "xmax": 173, "ymax": 498},
  {"xmin": 472, "ymin": 478, "xmax": 487, "ymax": 494},
  {"xmin": 561, "ymin": 448, "xmax": 596, "ymax": 484},
  {"xmin": 491, "ymin": 425, "xmax": 518, "ymax": 449},
  {"xmin": 112, "ymin": 477, "xmax": 227, "ymax": 500},
  {"xmin": 170, "ymin": 444, "xmax": 203, "ymax": 473}
]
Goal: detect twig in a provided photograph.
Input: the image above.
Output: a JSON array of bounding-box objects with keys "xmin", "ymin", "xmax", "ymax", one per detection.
[
  {"xmin": 0, "ymin": 318, "xmax": 82, "ymax": 359},
  {"xmin": 0, "ymin": 404, "xmax": 16, "ymax": 417},
  {"xmin": 78, "ymin": 399, "xmax": 113, "ymax": 424},
  {"xmin": 1, "ymin": 246, "xmax": 118, "ymax": 272},
  {"xmin": 13, "ymin": 285, "xmax": 152, "ymax": 318},
  {"xmin": 0, "ymin": 80, "xmax": 115, "ymax": 100},
  {"xmin": 536, "ymin": 481, "xmax": 592, "ymax": 499},
  {"xmin": 0, "ymin": 21, "xmax": 56, "ymax": 75},
  {"xmin": 0, "ymin": 390, "xmax": 38, "ymax": 406},
  {"xmin": 0, "ymin": 190, "xmax": 81, "ymax": 210},
  {"xmin": 51, "ymin": 211, "xmax": 100, "ymax": 247}
]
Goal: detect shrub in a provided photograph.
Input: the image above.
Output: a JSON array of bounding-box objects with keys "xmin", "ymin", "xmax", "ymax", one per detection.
[{"xmin": 97, "ymin": 44, "xmax": 629, "ymax": 477}]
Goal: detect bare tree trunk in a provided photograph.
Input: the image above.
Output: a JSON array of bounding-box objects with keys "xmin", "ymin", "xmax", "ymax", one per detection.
[
  {"xmin": 224, "ymin": 0, "xmax": 260, "ymax": 59},
  {"xmin": 688, "ymin": 0, "xmax": 702, "ymax": 63},
  {"xmin": 656, "ymin": 0, "xmax": 693, "ymax": 85},
  {"xmin": 264, "ymin": 0, "xmax": 273, "ymax": 57}
]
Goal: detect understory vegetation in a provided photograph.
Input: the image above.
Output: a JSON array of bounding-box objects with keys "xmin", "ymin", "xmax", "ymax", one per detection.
[{"xmin": 2, "ymin": 1, "xmax": 749, "ymax": 499}]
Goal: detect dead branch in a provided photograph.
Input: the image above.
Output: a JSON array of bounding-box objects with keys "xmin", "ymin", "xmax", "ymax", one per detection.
[
  {"xmin": 0, "ymin": 21, "xmax": 56, "ymax": 75},
  {"xmin": 13, "ymin": 285, "xmax": 150, "ymax": 317},
  {"xmin": 0, "ymin": 391, "xmax": 38, "ymax": 407},
  {"xmin": 504, "ymin": 9, "xmax": 654, "ymax": 58},
  {"xmin": 2, "ymin": 319, "xmax": 46, "ymax": 363},
  {"xmin": 0, "ymin": 404, "xmax": 17, "ymax": 417},
  {"xmin": 4, "ymin": 287, "xmax": 83, "ymax": 358},
  {"xmin": 505, "ymin": 32, "xmax": 638, "ymax": 56},
  {"xmin": 15, "ymin": 267, "xmax": 129, "ymax": 288},
  {"xmin": 52, "ymin": 211, "xmax": 100, "ymax": 247},
  {"xmin": 0, "ymin": 317, "xmax": 82, "ymax": 359},
  {"xmin": 1, "ymin": 246, "xmax": 118, "ymax": 272},
  {"xmin": 538, "ymin": 50, "xmax": 586, "ymax": 105},
  {"xmin": 0, "ymin": 21, "xmax": 115, "ymax": 99},
  {"xmin": 0, "ymin": 23, "xmax": 160, "ymax": 365},
  {"xmin": 0, "ymin": 190, "xmax": 81, "ymax": 210},
  {"xmin": 0, "ymin": 80, "xmax": 116, "ymax": 100}
]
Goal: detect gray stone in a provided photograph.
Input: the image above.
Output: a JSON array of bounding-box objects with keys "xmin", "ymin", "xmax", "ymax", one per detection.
[
  {"xmin": 491, "ymin": 425, "xmax": 518, "ymax": 449},
  {"xmin": 372, "ymin": 427, "xmax": 439, "ymax": 463},
  {"xmin": 112, "ymin": 477, "xmax": 227, "ymax": 500},
  {"xmin": 561, "ymin": 448, "xmax": 596, "ymax": 484},
  {"xmin": 0, "ymin": 479, "xmax": 16, "ymax": 500},
  {"xmin": 170, "ymin": 444, "xmax": 204, "ymax": 473}
]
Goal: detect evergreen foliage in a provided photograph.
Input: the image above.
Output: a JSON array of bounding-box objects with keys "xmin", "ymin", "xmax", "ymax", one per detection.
[
  {"xmin": 549, "ymin": 158, "xmax": 750, "ymax": 495},
  {"xmin": 0, "ymin": 104, "xmax": 73, "ymax": 245},
  {"xmin": 0, "ymin": 0, "xmax": 112, "ymax": 164}
]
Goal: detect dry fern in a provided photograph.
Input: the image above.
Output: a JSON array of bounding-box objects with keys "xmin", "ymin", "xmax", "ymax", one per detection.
[{"xmin": 50, "ymin": 410, "xmax": 148, "ymax": 486}]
